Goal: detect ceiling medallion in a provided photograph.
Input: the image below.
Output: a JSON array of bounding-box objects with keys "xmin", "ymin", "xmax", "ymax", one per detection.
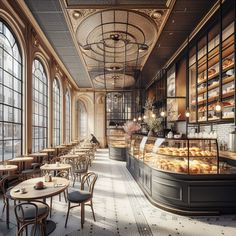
[
  {"xmin": 93, "ymin": 73, "xmax": 135, "ymax": 89},
  {"xmin": 110, "ymin": 33, "xmax": 120, "ymax": 41},
  {"xmin": 106, "ymin": 63, "xmax": 123, "ymax": 72}
]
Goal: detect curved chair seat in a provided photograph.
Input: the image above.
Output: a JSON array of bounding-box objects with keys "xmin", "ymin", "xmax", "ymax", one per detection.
[
  {"xmin": 65, "ymin": 172, "xmax": 98, "ymax": 228},
  {"xmin": 18, "ymin": 202, "xmax": 49, "ymax": 220},
  {"xmin": 67, "ymin": 190, "xmax": 91, "ymax": 203},
  {"xmin": 15, "ymin": 201, "xmax": 49, "ymax": 236}
]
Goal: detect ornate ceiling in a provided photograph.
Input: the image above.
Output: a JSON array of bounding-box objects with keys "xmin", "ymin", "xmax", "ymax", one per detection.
[
  {"xmin": 24, "ymin": 0, "xmax": 217, "ymax": 90},
  {"xmin": 61, "ymin": 0, "xmax": 173, "ymax": 89}
]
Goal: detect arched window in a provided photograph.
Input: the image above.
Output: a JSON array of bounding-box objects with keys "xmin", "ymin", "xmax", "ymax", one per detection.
[
  {"xmin": 65, "ymin": 89, "xmax": 70, "ymax": 143},
  {"xmin": 32, "ymin": 59, "xmax": 48, "ymax": 152},
  {"xmin": 0, "ymin": 20, "xmax": 22, "ymax": 161},
  {"xmin": 77, "ymin": 100, "xmax": 88, "ymax": 139},
  {"xmin": 53, "ymin": 78, "xmax": 61, "ymax": 146}
]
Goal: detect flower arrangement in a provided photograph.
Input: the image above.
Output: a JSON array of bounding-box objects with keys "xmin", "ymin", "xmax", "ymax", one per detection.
[
  {"xmin": 143, "ymin": 98, "xmax": 162, "ymax": 133},
  {"xmin": 123, "ymin": 121, "xmax": 141, "ymax": 136},
  {"xmin": 146, "ymin": 116, "xmax": 161, "ymax": 132}
]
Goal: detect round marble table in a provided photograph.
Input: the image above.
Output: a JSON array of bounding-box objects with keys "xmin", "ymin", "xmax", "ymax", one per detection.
[
  {"xmin": 40, "ymin": 163, "xmax": 71, "ymax": 175},
  {"xmin": 0, "ymin": 164, "xmax": 18, "ymax": 174},
  {"xmin": 8, "ymin": 157, "xmax": 33, "ymax": 171},
  {"xmin": 29, "ymin": 152, "xmax": 48, "ymax": 163},
  {"xmin": 10, "ymin": 177, "xmax": 69, "ymax": 234}
]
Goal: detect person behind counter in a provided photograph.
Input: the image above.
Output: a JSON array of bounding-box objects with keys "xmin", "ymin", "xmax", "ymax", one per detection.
[{"xmin": 90, "ymin": 134, "xmax": 100, "ymax": 147}]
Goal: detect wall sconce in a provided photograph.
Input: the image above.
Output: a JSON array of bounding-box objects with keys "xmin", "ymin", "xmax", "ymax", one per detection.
[
  {"xmin": 215, "ymin": 100, "xmax": 223, "ymax": 112},
  {"xmin": 185, "ymin": 107, "xmax": 190, "ymax": 118}
]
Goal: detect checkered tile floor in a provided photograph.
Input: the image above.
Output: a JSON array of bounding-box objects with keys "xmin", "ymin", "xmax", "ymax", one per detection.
[{"xmin": 1, "ymin": 149, "xmax": 236, "ymax": 236}]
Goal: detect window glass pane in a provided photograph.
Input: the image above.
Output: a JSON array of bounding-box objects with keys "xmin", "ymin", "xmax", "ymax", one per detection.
[
  {"xmin": 65, "ymin": 89, "xmax": 70, "ymax": 143},
  {"xmin": 53, "ymin": 78, "xmax": 61, "ymax": 146},
  {"xmin": 0, "ymin": 20, "xmax": 22, "ymax": 161},
  {"xmin": 32, "ymin": 59, "xmax": 48, "ymax": 152}
]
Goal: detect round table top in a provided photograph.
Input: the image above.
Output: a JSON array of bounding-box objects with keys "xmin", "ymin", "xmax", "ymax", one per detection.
[
  {"xmin": 9, "ymin": 157, "xmax": 33, "ymax": 162},
  {"xmin": 40, "ymin": 163, "xmax": 71, "ymax": 171},
  {"xmin": 0, "ymin": 164, "xmax": 18, "ymax": 171},
  {"xmin": 60, "ymin": 154, "xmax": 79, "ymax": 159},
  {"xmin": 75, "ymin": 148, "xmax": 90, "ymax": 151},
  {"xmin": 74, "ymin": 151, "xmax": 88, "ymax": 156},
  {"xmin": 55, "ymin": 145, "xmax": 67, "ymax": 149},
  {"xmin": 29, "ymin": 152, "xmax": 48, "ymax": 157},
  {"xmin": 40, "ymin": 148, "xmax": 56, "ymax": 153},
  {"xmin": 10, "ymin": 177, "xmax": 69, "ymax": 200}
]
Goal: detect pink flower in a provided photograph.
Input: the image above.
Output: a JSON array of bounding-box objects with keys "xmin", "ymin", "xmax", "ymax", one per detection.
[{"xmin": 123, "ymin": 121, "xmax": 141, "ymax": 135}]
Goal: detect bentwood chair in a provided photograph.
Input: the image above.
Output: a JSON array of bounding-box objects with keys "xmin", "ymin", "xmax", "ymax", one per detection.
[
  {"xmin": 65, "ymin": 172, "xmax": 98, "ymax": 228},
  {"xmin": 72, "ymin": 156, "xmax": 89, "ymax": 187},
  {"xmin": 49, "ymin": 170, "xmax": 69, "ymax": 217},
  {"xmin": 0, "ymin": 174, "xmax": 22, "ymax": 228},
  {"xmin": 14, "ymin": 200, "xmax": 49, "ymax": 236}
]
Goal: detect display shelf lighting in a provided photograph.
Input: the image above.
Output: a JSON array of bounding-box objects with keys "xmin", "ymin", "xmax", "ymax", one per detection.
[
  {"xmin": 215, "ymin": 100, "xmax": 223, "ymax": 112},
  {"xmin": 160, "ymin": 110, "xmax": 166, "ymax": 117},
  {"xmin": 185, "ymin": 107, "xmax": 190, "ymax": 118}
]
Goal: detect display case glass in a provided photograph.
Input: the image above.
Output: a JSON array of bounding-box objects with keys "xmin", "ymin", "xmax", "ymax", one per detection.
[
  {"xmin": 107, "ymin": 128, "xmax": 126, "ymax": 148},
  {"xmin": 129, "ymin": 135, "xmax": 144, "ymax": 160},
  {"xmin": 130, "ymin": 135, "xmax": 236, "ymax": 175}
]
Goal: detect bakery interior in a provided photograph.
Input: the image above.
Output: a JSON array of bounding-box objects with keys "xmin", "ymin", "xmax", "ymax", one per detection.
[{"xmin": 1, "ymin": 0, "xmax": 236, "ymax": 235}]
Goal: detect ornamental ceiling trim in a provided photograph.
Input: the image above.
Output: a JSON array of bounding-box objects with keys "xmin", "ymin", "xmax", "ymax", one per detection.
[{"xmin": 60, "ymin": 0, "xmax": 175, "ymax": 90}]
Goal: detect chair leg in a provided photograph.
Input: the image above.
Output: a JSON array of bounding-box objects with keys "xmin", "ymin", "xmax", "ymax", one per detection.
[
  {"xmin": 90, "ymin": 200, "xmax": 96, "ymax": 222},
  {"xmin": 50, "ymin": 197, "xmax": 52, "ymax": 217},
  {"xmin": 81, "ymin": 203, "xmax": 85, "ymax": 228},
  {"xmin": 63, "ymin": 191, "xmax": 67, "ymax": 203},
  {"xmin": 73, "ymin": 174, "xmax": 76, "ymax": 187},
  {"xmin": 6, "ymin": 198, "xmax": 9, "ymax": 229},
  {"xmin": 64, "ymin": 202, "xmax": 71, "ymax": 228}
]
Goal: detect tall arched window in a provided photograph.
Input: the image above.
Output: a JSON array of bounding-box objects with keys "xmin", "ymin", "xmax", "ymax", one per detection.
[
  {"xmin": 53, "ymin": 78, "xmax": 61, "ymax": 146},
  {"xmin": 65, "ymin": 89, "xmax": 70, "ymax": 143},
  {"xmin": 0, "ymin": 20, "xmax": 22, "ymax": 161},
  {"xmin": 77, "ymin": 100, "xmax": 88, "ymax": 139},
  {"xmin": 32, "ymin": 59, "xmax": 48, "ymax": 152}
]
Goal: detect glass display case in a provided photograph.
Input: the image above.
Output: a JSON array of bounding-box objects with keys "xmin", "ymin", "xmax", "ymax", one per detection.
[
  {"xmin": 129, "ymin": 135, "xmax": 236, "ymax": 175},
  {"xmin": 107, "ymin": 128, "xmax": 126, "ymax": 148}
]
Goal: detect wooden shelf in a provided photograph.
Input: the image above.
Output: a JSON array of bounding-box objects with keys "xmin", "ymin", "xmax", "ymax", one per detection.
[
  {"xmin": 191, "ymin": 90, "xmax": 234, "ymax": 106},
  {"xmin": 197, "ymin": 63, "xmax": 234, "ymax": 85},
  {"xmin": 197, "ymin": 75, "xmax": 234, "ymax": 95}
]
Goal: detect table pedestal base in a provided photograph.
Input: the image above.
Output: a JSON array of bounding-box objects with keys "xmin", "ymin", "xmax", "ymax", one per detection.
[{"xmin": 33, "ymin": 220, "xmax": 56, "ymax": 235}]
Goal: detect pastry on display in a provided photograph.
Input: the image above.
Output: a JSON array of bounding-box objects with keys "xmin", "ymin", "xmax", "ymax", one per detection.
[
  {"xmin": 208, "ymin": 68, "xmax": 216, "ymax": 77},
  {"xmin": 223, "ymin": 58, "xmax": 233, "ymax": 68}
]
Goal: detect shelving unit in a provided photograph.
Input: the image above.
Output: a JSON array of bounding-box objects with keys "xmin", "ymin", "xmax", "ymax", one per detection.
[{"xmin": 188, "ymin": 8, "xmax": 235, "ymax": 124}]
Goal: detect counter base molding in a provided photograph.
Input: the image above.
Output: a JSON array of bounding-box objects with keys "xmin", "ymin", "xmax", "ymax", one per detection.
[
  {"xmin": 127, "ymin": 155, "xmax": 236, "ymax": 215},
  {"xmin": 109, "ymin": 146, "xmax": 127, "ymax": 161}
]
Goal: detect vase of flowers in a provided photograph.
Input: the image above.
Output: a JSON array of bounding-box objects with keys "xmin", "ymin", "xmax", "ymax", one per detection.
[
  {"xmin": 123, "ymin": 121, "xmax": 141, "ymax": 137},
  {"xmin": 143, "ymin": 98, "xmax": 162, "ymax": 136}
]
